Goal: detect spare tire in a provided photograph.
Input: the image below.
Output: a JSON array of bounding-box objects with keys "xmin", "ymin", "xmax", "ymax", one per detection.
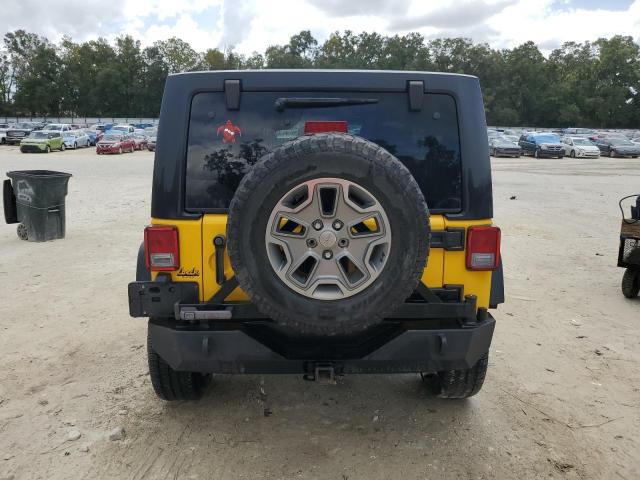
[{"xmin": 227, "ymin": 133, "xmax": 430, "ymax": 335}]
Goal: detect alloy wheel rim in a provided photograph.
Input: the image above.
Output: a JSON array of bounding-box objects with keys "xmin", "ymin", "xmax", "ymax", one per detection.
[{"xmin": 265, "ymin": 178, "xmax": 392, "ymax": 301}]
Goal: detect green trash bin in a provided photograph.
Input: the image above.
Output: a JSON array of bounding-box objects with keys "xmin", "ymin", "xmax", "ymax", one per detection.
[{"xmin": 4, "ymin": 170, "xmax": 72, "ymax": 242}]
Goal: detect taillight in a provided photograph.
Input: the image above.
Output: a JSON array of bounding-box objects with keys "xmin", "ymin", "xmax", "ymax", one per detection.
[
  {"xmin": 144, "ymin": 225, "xmax": 179, "ymax": 271},
  {"xmin": 304, "ymin": 121, "xmax": 348, "ymax": 134},
  {"xmin": 466, "ymin": 226, "xmax": 501, "ymax": 271}
]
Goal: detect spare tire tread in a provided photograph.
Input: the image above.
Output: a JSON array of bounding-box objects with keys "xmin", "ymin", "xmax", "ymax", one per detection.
[{"xmin": 227, "ymin": 133, "xmax": 430, "ymax": 335}]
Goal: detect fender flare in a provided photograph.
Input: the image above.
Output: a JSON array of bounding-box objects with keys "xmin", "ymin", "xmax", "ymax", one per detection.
[{"xmin": 136, "ymin": 242, "xmax": 151, "ymax": 281}]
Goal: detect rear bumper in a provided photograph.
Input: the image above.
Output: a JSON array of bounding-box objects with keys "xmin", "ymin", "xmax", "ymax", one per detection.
[
  {"xmin": 130, "ymin": 280, "xmax": 495, "ymax": 374},
  {"xmin": 149, "ymin": 316, "xmax": 495, "ymax": 374}
]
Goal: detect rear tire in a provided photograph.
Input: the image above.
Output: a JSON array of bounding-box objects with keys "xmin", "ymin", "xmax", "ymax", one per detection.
[
  {"xmin": 570, "ymin": 150, "xmax": 575, "ymax": 158},
  {"xmin": 147, "ymin": 324, "xmax": 211, "ymax": 401},
  {"xmin": 622, "ymin": 268, "xmax": 639, "ymax": 298},
  {"xmin": 422, "ymin": 353, "xmax": 489, "ymax": 399}
]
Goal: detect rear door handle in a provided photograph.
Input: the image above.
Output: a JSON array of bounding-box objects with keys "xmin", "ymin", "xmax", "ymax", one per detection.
[{"xmin": 213, "ymin": 235, "xmax": 226, "ymax": 285}]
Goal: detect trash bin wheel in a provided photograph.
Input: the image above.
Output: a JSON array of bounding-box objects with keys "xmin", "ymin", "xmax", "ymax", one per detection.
[{"xmin": 17, "ymin": 223, "xmax": 28, "ymax": 241}]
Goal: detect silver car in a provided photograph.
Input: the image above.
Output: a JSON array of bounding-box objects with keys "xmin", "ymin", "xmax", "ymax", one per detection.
[{"xmin": 561, "ymin": 136, "xmax": 600, "ymax": 158}]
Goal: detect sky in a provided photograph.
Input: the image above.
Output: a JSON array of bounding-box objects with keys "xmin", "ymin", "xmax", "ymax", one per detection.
[{"xmin": 1, "ymin": 0, "xmax": 639, "ymax": 54}]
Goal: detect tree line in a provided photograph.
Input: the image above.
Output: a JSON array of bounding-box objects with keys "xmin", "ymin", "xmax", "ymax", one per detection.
[{"xmin": 1, "ymin": 29, "xmax": 639, "ymax": 128}]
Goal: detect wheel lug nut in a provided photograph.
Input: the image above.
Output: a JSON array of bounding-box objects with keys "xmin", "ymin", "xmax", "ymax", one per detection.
[
  {"xmin": 332, "ymin": 220, "xmax": 343, "ymax": 230},
  {"xmin": 322, "ymin": 250, "xmax": 333, "ymax": 260},
  {"xmin": 312, "ymin": 220, "xmax": 323, "ymax": 231},
  {"xmin": 338, "ymin": 238, "xmax": 349, "ymax": 247},
  {"xmin": 307, "ymin": 238, "xmax": 317, "ymax": 248}
]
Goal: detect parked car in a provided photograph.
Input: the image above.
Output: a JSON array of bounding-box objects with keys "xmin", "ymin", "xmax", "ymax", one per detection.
[
  {"xmin": 85, "ymin": 130, "xmax": 98, "ymax": 146},
  {"xmin": 96, "ymin": 133, "xmax": 135, "ymax": 154},
  {"xmin": 63, "ymin": 129, "xmax": 91, "ymax": 149},
  {"xmin": 108, "ymin": 124, "xmax": 135, "ymax": 134},
  {"xmin": 145, "ymin": 127, "xmax": 157, "ymax": 151},
  {"xmin": 518, "ymin": 133, "xmax": 565, "ymax": 158},
  {"xmin": 563, "ymin": 128, "xmax": 596, "ymax": 136},
  {"xmin": 561, "ymin": 136, "xmax": 600, "ymax": 158},
  {"xmin": 131, "ymin": 133, "xmax": 148, "ymax": 150},
  {"xmin": 93, "ymin": 123, "xmax": 114, "ymax": 133},
  {"xmin": 0, "ymin": 123, "xmax": 13, "ymax": 144},
  {"xmin": 6, "ymin": 122, "xmax": 41, "ymax": 145},
  {"xmin": 595, "ymin": 138, "xmax": 640, "ymax": 158},
  {"xmin": 19, "ymin": 131, "xmax": 65, "ymax": 153},
  {"xmin": 42, "ymin": 123, "xmax": 72, "ymax": 135},
  {"xmin": 489, "ymin": 137, "xmax": 522, "ymax": 157}
]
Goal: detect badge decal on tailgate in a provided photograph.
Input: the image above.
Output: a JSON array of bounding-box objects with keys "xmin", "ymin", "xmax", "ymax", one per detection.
[{"xmin": 217, "ymin": 120, "xmax": 242, "ymax": 143}]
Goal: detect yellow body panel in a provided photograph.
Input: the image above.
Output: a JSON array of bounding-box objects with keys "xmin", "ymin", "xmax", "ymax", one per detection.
[
  {"xmin": 202, "ymin": 214, "xmax": 249, "ymax": 302},
  {"xmin": 150, "ymin": 214, "xmax": 495, "ymax": 309}
]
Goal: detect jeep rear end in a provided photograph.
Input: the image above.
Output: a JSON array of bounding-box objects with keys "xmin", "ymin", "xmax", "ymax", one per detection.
[{"xmin": 128, "ymin": 70, "xmax": 503, "ymax": 401}]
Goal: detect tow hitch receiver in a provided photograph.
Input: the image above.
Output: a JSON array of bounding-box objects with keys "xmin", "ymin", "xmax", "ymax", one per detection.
[{"xmin": 304, "ymin": 363, "xmax": 337, "ymax": 384}]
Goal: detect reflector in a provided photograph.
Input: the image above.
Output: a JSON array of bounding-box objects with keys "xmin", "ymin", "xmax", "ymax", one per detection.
[{"xmin": 304, "ymin": 121, "xmax": 348, "ymax": 134}]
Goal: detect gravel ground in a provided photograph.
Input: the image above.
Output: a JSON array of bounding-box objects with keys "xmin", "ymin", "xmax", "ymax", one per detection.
[{"xmin": 0, "ymin": 146, "xmax": 639, "ymax": 480}]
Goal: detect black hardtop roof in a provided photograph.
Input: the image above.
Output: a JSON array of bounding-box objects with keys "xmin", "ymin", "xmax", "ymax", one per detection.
[
  {"xmin": 166, "ymin": 69, "xmax": 479, "ymax": 92},
  {"xmin": 152, "ymin": 69, "xmax": 492, "ymax": 221}
]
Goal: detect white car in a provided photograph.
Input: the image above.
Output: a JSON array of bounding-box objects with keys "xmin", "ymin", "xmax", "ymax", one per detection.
[
  {"xmin": 561, "ymin": 136, "xmax": 600, "ymax": 158},
  {"xmin": 42, "ymin": 123, "xmax": 72, "ymax": 134},
  {"xmin": 0, "ymin": 123, "xmax": 13, "ymax": 144},
  {"xmin": 108, "ymin": 124, "xmax": 135, "ymax": 134},
  {"xmin": 63, "ymin": 129, "xmax": 91, "ymax": 149}
]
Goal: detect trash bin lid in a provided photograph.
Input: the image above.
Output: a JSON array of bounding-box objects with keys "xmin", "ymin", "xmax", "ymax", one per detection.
[
  {"xmin": 7, "ymin": 170, "xmax": 72, "ymax": 179},
  {"xmin": 7, "ymin": 170, "xmax": 72, "ymax": 208}
]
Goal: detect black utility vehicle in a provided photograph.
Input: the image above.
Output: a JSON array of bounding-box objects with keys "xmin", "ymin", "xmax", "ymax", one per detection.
[
  {"xmin": 518, "ymin": 133, "xmax": 565, "ymax": 158},
  {"xmin": 128, "ymin": 70, "xmax": 504, "ymax": 401}
]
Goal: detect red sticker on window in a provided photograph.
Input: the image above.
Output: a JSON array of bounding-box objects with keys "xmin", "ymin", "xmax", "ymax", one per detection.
[{"xmin": 217, "ymin": 120, "xmax": 242, "ymax": 143}]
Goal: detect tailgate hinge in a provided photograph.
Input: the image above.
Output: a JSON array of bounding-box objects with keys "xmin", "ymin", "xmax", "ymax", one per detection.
[
  {"xmin": 224, "ymin": 79, "xmax": 241, "ymax": 110},
  {"xmin": 408, "ymin": 80, "xmax": 424, "ymax": 111}
]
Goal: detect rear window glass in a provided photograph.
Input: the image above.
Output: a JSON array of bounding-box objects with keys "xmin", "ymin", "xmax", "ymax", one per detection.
[{"xmin": 185, "ymin": 91, "xmax": 461, "ymax": 212}]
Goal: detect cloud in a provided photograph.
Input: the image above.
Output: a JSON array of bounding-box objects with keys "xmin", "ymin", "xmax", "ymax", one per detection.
[
  {"xmin": 428, "ymin": 23, "xmax": 501, "ymax": 44},
  {"xmin": 219, "ymin": 0, "xmax": 257, "ymax": 48},
  {"xmin": 306, "ymin": 0, "xmax": 411, "ymax": 16},
  {"xmin": 389, "ymin": 0, "xmax": 517, "ymax": 31},
  {"xmin": 1, "ymin": 0, "xmax": 639, "ymax": 57},
  {"xmin": 0, "ymin": 0, "xmax": 128, "ymax": 41}
]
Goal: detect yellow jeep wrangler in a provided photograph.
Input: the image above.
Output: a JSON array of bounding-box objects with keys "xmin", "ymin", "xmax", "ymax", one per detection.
[{"xmin": 128, "ymin": 70, "xmax": 503, "ymax": 401}]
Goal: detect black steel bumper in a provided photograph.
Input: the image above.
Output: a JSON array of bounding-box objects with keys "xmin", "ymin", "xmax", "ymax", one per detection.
[
  {"xmin": 149, "ymin": 316, "xmax": 494, "ymax": 374},
  {"xmin": 129, "ymin": 280, "xmax": 495, "ymax": 374}
]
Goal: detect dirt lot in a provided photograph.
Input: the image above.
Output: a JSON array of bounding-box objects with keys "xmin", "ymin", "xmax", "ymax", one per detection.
[{"xmin": 0, "ymin": 146, "xmax": 639, "ymax": 480}]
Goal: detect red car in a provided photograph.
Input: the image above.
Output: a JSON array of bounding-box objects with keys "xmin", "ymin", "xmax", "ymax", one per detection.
[
  {"xmin": 96, "ymin": 133, "xmax": 135, "ymax": 154},
  {"xmin": 131, "ymin": 133, "xmax": 148, "ymax": 150}
]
